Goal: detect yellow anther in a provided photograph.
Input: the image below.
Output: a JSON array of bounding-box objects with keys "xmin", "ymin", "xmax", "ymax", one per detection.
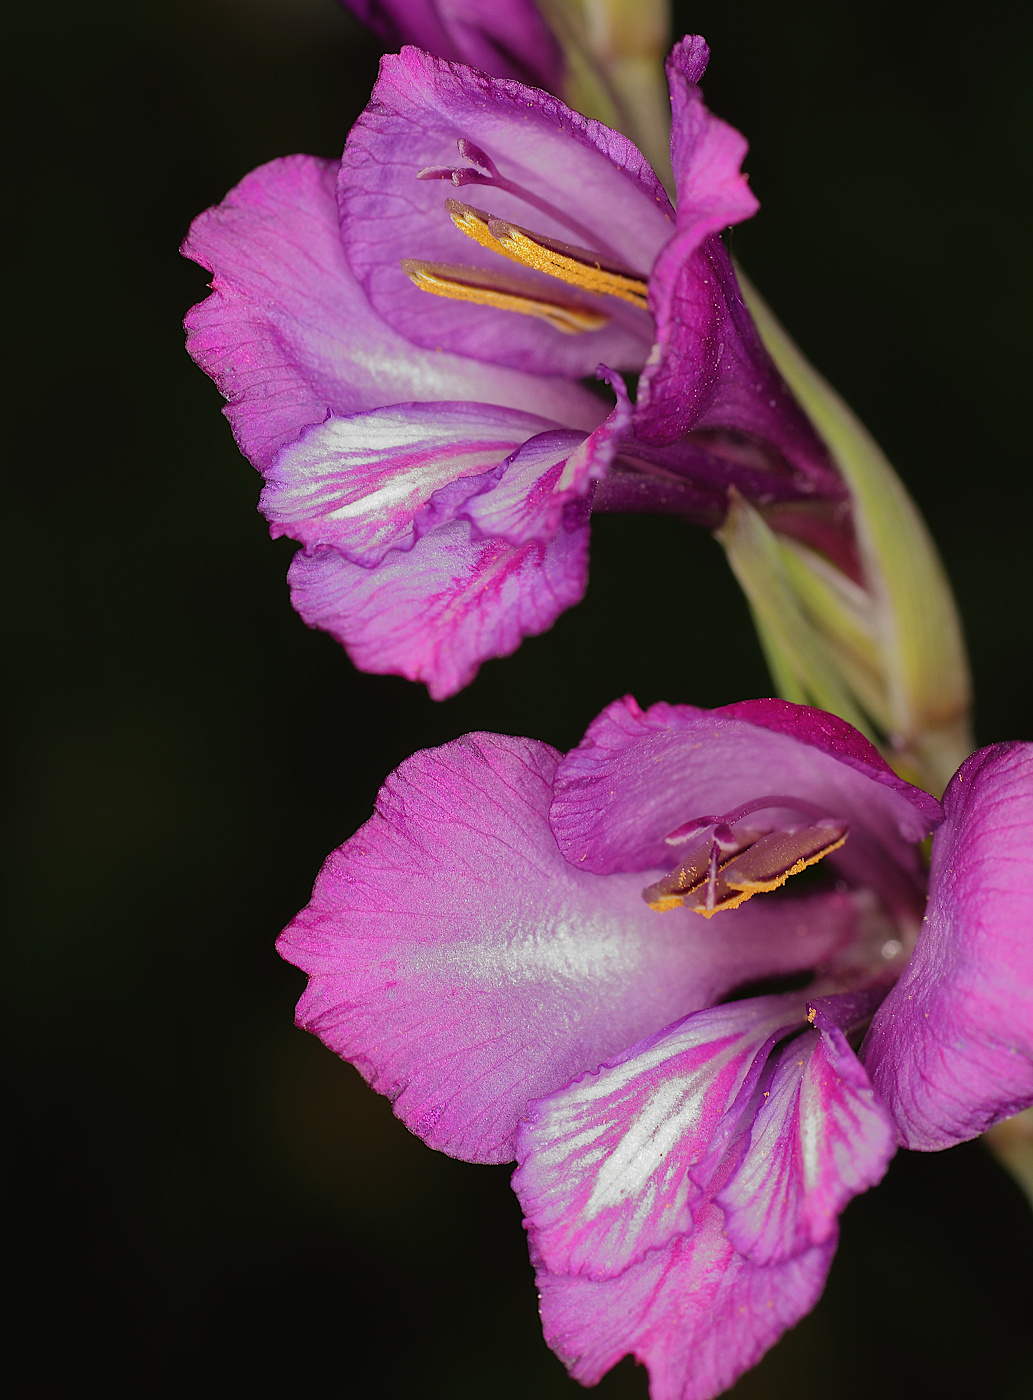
[
  {"xmin": 445, "ymin": 199, "xmax": 650, "ymax": 309},
  {"xmin": 445, "ymin": 200, "xmax": 510, "ymax": 256},
  {"xmin": 720, "ymin": 829, "xmax": 849, "ymax": 901},
  {"xmin": 491, "ymin": 222, "xmax": 650, "ymax": 308},
  {"xmin": 647, "ymin": 894, "xmax": 686, "ymax": 914},
  {"xmin": 643, "ymin": 822, "xmax": 849, "ymax": 918},
  {"xmin": 399, "ymin": 258, "xmax": 608, "ymax": 334},
  {"xmin": 666, "ymin": 886, "xmax": 754, "ymax": 919}
]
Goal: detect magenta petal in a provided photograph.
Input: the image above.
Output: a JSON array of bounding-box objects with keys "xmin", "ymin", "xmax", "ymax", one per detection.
[
  {"xmin": 632, "ymin": 46, "xmax": 837, "ymax": 481},
  {"xmin": 338, "ymin": 48, "xmax": 671, "ymax": 376},
  {"xmin": 458, "ymin": 429, "xmax": 584, "ymax": 544},
  {"xmin": 181, "ymin": 153, "xmax": 604, "ymax": 470},
  {"xmin": 863, "ymin": 742, "xmax": 1033, "ymax": 1149},
  {"xmin": 338, "ymin": 0, "xmax": 563, "ymax": 90},
  {"xmin": 719, "ymin": 1022, "xmax": 895, "ymax": 1266},
  {"xmin": 714, "ymin": 697, "xmax": 928, "ymax": 796},
  {"xmin": 550, "ymin": 695, "xmax": 940, "ymax": 876},
  {"xmin": 277, "ymin": 736, "xmax": 858, "ymax": 1164},
  {"xmin": 260, "ymin": 401, "xmax": 557, "ymax": 564},
  {"xmin": 287, "ymin": 511, "xmax": 589, "ymax": 699},
  {"xmin": 668, "ymin": 33, "xmax": 712, "ymax": 85},
  {"xmin": 637, "ymin": 236, "xmax": 837, "ymax": 491},
  {"xmin": 514, "ymin": 995, "xmax": 809, "ymax": 1279},
  {"xmin": 664, "ymin": 40, "xmax": 758, "ymax": 253},
  {"xmin": 536, "ymin": 1204, "xmax": 835, "ymax": 1400},
  {"xmin": 463, "ymin": 374, "xmax": 632, "ymax": 545}
]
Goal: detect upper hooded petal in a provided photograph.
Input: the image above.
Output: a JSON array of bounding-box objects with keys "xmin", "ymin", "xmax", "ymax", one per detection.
[
  {"xmin": 535, "ymin": 1205, "xmax": 835, "ymax": 1400},
  {"xmin": 513, "ymin": 994, "xmax": 810, "ymax": 1280},
  {"xmin": 549, "ymin": 696, "xmax": 941, "ymax": 898},
  {"xmin": 633, "ymin": 42, "xmax": 839, "ymax": 493},
  {"xmin": 338, "ymin": 48, "xmax": 672, "ymax": 376},
  {"xmin": 862, "ymin": 742, "xmax": 1033, "ymax": 1149},
  {"xmin": 718, "ymin": 992, "xmax": 896, "ymax": 1266},
  {"xmin": 338, "ymin": 0, "xmax": 564, "ymax": 90},
  {"xmin": 181, "ymin": 153, "xmax": 603, "ymax": 471},
  {"xmin": 277, "ymin": 733, "xmax": 860, "ymax": 1162},
  {"xmin": 662, "ymin": 38, "xmax": 759, "ymax": 253}
]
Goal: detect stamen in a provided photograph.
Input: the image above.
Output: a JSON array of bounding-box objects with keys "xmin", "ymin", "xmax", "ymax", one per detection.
[
  {"xmin": 645, "ymin": 824, "xmax": 766, "ymax": 914},
  {"xmin": 720, "ymin": 824, "xmax": 849, "ymax": 900},
  {"xmin": 643, "ymin": 819, "xmax": 849, "ymax": 918},
  {"xmin": 444, "ymin": 200, "xmax": 509, "ymax": 257},
  {"xmin": 445, "ymin": 200, "xmax": 649, "ymax": 310},
  {"xmin": 398, "ymin": 259, "xmax": 608, "ymax": 334}
]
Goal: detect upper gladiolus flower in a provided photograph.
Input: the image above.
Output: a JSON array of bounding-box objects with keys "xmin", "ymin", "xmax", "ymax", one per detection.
[
  {"xmin": 278, "ymin": 696, "xmax": 1033, "ymax": 1399},
  {"xmin": 182, "ymin": 37, "xmax": 847, "ymax": 698}
]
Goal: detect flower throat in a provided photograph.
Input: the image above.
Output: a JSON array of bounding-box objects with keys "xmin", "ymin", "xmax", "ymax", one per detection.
[{"xmin": 399, "ymin": 140, "xmax": 651, "ymax": 334}]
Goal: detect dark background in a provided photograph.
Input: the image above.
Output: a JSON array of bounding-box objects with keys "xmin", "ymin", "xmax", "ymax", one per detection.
[{"xmin": 6, "ymin": 1, "xmax": 1033, "ymax": 1394}]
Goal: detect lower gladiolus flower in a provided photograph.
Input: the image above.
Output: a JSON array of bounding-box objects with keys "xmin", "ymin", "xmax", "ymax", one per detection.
[{"xmin": 278, "ymin": 696, "xmax": 1033, "ymax": 1399}]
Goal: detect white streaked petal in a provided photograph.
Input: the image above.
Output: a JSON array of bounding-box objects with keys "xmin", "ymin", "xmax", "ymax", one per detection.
[
  {"xmin": 513, "ymin": 994, "xmax": 808, "ymax": 1280},
  {"xmin": 719, "ymin": 1024, "xmax": 895, "ymax": 1266},
  {"xmin": 260, "ymin": 401, "xmax": 561, "ymax": 565}
]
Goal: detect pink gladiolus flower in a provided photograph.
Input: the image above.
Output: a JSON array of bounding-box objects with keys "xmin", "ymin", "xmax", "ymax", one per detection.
[
  {"xmin": 182, "ymin": 39, "xmax": 847, "ymax": 698},
  {"xmin": 278, "ymin": 696, "xmax": 1033, "ymax": 1399}
]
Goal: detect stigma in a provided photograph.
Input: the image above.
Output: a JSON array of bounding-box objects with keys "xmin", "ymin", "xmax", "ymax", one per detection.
[{"xmin": 643, "ymin": 801, "xmax": 849, "ymax": 918}]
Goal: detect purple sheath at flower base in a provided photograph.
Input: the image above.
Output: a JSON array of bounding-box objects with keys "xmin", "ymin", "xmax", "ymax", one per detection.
[
  {"xmin": 277, "ymin": 697, "xmax": 1033, "ymax": 1397},
  {"xmin": 338, "ymin": 0, "xmax": 563, "ymax": 91}
]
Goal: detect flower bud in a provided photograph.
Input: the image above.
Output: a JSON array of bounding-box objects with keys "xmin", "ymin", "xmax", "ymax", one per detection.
[{"xmin": 536, "ymin": 0, "xmax": 673, "ymax": 186}]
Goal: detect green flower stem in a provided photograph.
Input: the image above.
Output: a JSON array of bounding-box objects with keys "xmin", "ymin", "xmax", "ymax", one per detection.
[{"xmin": 735, "ymin": 271, "xmax": 974, "ymax": 796}]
